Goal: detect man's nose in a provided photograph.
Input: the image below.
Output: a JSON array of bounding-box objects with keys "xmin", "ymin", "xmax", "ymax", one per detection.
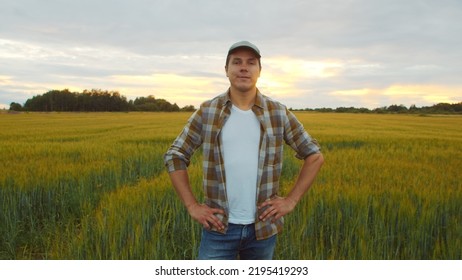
[{"xmin": 239, "ymin": 64, "xmax": 249, "ymax": 71}]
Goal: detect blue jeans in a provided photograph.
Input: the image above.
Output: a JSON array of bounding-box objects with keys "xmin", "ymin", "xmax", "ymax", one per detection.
[{"xmin": 197, "ymin": 223, "xmax": 277, "ymax": 260}]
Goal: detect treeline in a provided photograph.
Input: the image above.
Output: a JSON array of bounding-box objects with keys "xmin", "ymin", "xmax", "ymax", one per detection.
[
  {"xmin": 292, "ymin": 102, "xmax": 462, "ymax": 114},
  {"xmin": 8, "ymin": 89, "xmax": 196, "ymax": 112},
  {"xmin": 8, "ymin": 89, "xmax": 461, "ymax": 114}
]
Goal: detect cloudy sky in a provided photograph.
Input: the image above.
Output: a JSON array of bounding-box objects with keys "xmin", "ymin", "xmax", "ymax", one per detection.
[{"xmin": 1, "ymin": 0, "xmax": 461, "ymax": 109}]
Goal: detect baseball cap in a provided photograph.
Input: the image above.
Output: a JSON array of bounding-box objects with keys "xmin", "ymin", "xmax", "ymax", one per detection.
[{"xmin": 227, "ymin": 41, "xmax": 261, "ymax": 58}]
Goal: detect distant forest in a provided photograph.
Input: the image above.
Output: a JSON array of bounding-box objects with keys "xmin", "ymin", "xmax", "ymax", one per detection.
[
  {"xmin": 8, "ymin": 88, "xmax": 462, "ymax": 114},
  {"xmin": 9, "ymin": 89, "xmax": 195, "ymax": 112}
]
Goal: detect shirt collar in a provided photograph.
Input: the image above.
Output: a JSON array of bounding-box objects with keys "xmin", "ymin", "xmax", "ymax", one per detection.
[
  {"xmin": 221, "ymin": 88, "xmax": 265, "ymax": 110},
  {"xmin": 254, "ymin": 89, "xmax": 264, "ymax": 109},
  {"xmin": 221, "ymin": 89, "xmax": 232, "ymax": 107}
]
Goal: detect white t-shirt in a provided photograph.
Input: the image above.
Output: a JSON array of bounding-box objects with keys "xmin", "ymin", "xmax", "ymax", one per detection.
[{"xmin": 221, "ymin": 105, "xmax": 261, "ymax": 224}]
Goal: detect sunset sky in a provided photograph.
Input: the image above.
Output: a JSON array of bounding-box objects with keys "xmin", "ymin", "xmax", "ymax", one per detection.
[{"xmin": 1, "ymin": 0, "xmax": 461, "ymax": 109}]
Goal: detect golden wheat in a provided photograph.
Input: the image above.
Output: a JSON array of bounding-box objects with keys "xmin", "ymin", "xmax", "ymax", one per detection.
[{"xmin": 1, "ymin": 112, "xmax": 460, "ymax": 259}]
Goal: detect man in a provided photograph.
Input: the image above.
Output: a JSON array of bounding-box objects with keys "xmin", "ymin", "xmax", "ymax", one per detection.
[{"xmin": 164, "ymin": 41, "xmax": 324, "ymax": 260}]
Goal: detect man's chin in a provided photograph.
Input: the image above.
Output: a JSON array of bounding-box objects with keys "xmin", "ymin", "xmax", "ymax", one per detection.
[{"xmin": 232, "ymin": 84, "xmax": 256, "ymax": 93}]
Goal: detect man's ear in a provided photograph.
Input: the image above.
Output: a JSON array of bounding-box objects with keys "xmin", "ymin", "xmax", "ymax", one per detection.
[{"xmin": 225, "ymin": 65, "xmax": 229, "ymax": 77}]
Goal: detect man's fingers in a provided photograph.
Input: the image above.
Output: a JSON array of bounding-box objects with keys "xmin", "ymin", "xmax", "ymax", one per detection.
[
  {"xmin": 189, "ymin": 204, "xmax": 226, "ymax": 230},
  {"xmin": 258, "ymin": 196, "xmax": 282, "ymax": 209},
  {"xmin": 203, "ymin": 206, "xmax": 225, "ymax": 230},
  {"xmin": 258, "ymin": 199, "xmax": 273, "ymax": 209},
  {"xmin": 211, "ymin": 208, "xmax": 225, "ymax": 215},
  {"xmin": 202, "ymin": 221, "xmax": 211, "ymax": 230},
  {"xmin": 259, "ymin": 199, "xmax": 288, "ymax": 221},
  {"xmin": 259, "ymin": 206, "xmax": 275, "ymax": 221},
  {"xmin": 207, "ymin": 216, "xmax": 222, "ymax": 230}
]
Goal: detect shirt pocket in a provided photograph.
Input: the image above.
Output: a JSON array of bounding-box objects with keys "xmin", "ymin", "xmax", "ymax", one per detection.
[{"xmin": 265, "ymin": 134, "xmax": 284, "ymax": 166}]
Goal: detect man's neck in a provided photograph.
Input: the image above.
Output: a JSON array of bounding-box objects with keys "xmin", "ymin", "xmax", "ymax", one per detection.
[{"xmin": 229, "ymin": 87, "xmax": 257, "ymax": 110}]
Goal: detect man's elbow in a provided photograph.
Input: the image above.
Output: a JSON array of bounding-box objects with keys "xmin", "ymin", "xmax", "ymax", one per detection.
[{"xmin": 306, "ymin": 152, "xmax": 324, "ymax": 167}]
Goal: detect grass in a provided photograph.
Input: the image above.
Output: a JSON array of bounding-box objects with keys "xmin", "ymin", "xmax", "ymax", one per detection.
[{"xmin": 0, "ymin": 112, "xmax": 461, "ymax": 259}]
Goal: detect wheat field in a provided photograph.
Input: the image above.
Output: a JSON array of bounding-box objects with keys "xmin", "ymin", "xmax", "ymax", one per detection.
[{"xmin": 0, "ymin": 111, "xmax": 461, "ymax": 259}]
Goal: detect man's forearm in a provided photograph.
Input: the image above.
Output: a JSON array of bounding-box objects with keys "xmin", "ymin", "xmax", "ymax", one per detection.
[
  {"xmin": 168, "ymin": 169, "xmax": 198, "ymax": 210},
  {"xmin": 258, "ymin": 152, "xmax": 324, "ymax": 222},
  {"xmin": 287, "ymin": 152, "xmax": 324, "ymax": 203},
  {"xmin": 168, "ymin": 169, "xmax": 225, "ymax": 230}
]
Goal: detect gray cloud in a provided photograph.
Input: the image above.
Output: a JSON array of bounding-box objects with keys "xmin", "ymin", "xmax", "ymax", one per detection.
[{"xmin": 1, "ymin": 0, "xmax": 461, "ymax": 109}]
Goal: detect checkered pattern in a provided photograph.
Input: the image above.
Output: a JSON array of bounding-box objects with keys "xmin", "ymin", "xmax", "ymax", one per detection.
[{"xmin": 164, "ymin": 89, "xmax": 320, "ymax": 240}]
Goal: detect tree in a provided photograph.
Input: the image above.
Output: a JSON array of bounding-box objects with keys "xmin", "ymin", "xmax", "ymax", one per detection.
[
  {"xmin": 387, "ymin": 104, "xmax": 408, "ymax": 113},
  {"xmin": 181, "ymin": 105, "xmax": 196, "ymax": 112},
  {"xmin": 452, "ymin": 102, "xmax": 462, "ymax": 113},
  {"xmin": 132, "ymin": 95, "xmax": 180, "ymax": 111},
  {"xmin": 9, "ymin": 102, "xmax": 23, "ymax": 111}
]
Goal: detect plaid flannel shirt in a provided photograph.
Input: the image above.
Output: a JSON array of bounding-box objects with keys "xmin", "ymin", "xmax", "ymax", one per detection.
[{"xmin": 164, "ymin": 89, "xmax": 321, "ymax": 240}]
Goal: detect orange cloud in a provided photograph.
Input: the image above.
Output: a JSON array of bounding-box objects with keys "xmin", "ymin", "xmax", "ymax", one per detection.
[
  {"xmin": 384, "ymin": 85, "xmax": 461, "ymax": 103},
  {"xmin": 331, "ymin": 84, "xmax": 461, "ymax": 107}
]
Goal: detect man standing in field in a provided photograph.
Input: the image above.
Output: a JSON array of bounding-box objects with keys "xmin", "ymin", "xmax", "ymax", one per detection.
[{"xmin": 164, "ymin": 41, "xmax": 324, "ymax": 260}]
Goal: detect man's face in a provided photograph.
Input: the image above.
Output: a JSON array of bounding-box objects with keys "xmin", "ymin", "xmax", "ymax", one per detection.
[{"xmin": 225, "ymin": 48, "xmax": 261, "ymax": 94}]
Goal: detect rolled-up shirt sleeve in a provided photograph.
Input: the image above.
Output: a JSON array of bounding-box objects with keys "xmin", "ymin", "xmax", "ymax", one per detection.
[
  {"xmin": 164, "ymin": 109, "xmax": 203, "ymax": 172},
  {"xmin": 283, "ymin": 109, "xmax": 321, "ymax": 160}
]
